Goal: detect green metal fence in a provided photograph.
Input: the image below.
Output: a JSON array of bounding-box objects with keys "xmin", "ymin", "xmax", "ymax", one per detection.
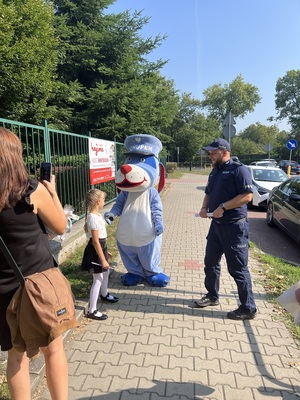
[{"xmin": 0, "ymin": 118, "xmax": 125, "ymax": 217}]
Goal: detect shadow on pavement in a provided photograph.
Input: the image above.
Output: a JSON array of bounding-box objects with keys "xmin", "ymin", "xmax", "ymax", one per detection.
[{"xmin": 73, "ymin": 380, "xmax": 215, "ymax": 399}]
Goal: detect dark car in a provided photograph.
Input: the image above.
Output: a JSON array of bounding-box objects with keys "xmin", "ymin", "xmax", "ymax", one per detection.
[
  {"xmin": 278, "ymin": 160, "xmax": 300, "ymax": 174},
  {"xmin": 266, "ymin": 176, "xmax": 300, "ymax": 246}
]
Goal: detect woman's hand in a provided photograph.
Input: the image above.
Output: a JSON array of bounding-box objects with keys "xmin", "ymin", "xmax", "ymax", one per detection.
[{"xmin": 41, "ymin": 174, "xmax": 56, "ymax": 197}]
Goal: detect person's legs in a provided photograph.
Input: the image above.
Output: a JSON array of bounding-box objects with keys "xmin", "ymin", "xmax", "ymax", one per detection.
[
  {"xmin": 7, "ymin": 347, "xmax": 31, "ymax": 400},
  {"xmin": 88, "ymin": 273, "xmax": 108, "ymax": 319},
  {"xmin": 221, "ymin": 220, "xmax": 256, "ymax": 313},
  {"xmin": 89, "ymin": 273, "xmax": 103, "ymax": 313},
  {"xmin": 136, "ymin": 237, "xmax": 163, "ymax": 276},
  {"xmin": 203, "ymin": 222, "xmax": 223, "ymax": 300},
  {"xmin": 40, "ymin": 336, "xmax": 68, "ymax": 400},
  {"xmin": 117, "ymin": 242, "xmax": 144, "ymax": 277},
  {"xmin": 99, "ymin": 271, "xmax": 119, "ymax": 301},
  {"xmin": 100, "ymin": 271, "xmax": 109, "ymax": 297}
]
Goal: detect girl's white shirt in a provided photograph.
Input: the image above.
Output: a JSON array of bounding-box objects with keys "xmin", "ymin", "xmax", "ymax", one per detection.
[{"xmin": 86, "ymin": 213, "xmax": 107, "ymax": 239}]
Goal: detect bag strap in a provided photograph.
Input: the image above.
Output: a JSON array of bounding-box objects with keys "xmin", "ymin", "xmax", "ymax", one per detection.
[{"xmin": 0, "ymin": 236, "xmax": 25, "ymax": 286}]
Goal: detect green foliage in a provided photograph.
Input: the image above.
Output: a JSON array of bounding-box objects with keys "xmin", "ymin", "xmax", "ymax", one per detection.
[
  {"xmin": 166, "ymin": 162, "xmax": 177, "ymax": 174},
  {"xmin": 0, "ymin": 379, "xmax": 10, "ymax": 400},
  {"xmin": 166, "ymin": 93, "xmax": 221, "ymax": 162},
  {"xmin": 50, "ymin": 1, "xmax": 178, "ymax": 138},
  {"xmin": 252, "ymin": 249, "xmax": 300, "ymax": 345},
  {"xmin": 84, "ymin": 72, "xmax": 179, "ymax": 141},
  {"xmin": 275, "ymin": 70, "xmax": 300, "ymax": 131},
  {"xmin": 231, "ymin": 122, "xmax": 291, "ymax": 160},
  {"xmin": 0, "ymin": 0, "xmax": 58, "ymax": 123},
  {"xmin": 240, "ymin": 122, "xmax": 280, "ymax": 146},
  {"xmin": 231, "ymin": 136, "xmax": 263, "ymax": 156},
  {"xmin": 201, "ymin": 74, "xmax": 261, "ymax": 123}
]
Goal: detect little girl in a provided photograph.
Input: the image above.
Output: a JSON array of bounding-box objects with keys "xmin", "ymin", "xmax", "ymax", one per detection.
[{"xmin": 81, "ymin": 189, "xmax": 118, "ymax": 320}]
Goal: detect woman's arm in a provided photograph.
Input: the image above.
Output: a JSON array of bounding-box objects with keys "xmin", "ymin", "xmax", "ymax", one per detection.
[
  {"xmin": 91, "ymin": 230, "xmax": 110, "ymax": 270},
  {"xmin": 31, "ymin": 175, "xmax": 66, "ymax": 235}
]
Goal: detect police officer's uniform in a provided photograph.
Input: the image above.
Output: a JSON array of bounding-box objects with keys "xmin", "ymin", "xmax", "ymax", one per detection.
[{"xmin": 204, "ymin": 158, "xmax": 257, "ymax": 314}]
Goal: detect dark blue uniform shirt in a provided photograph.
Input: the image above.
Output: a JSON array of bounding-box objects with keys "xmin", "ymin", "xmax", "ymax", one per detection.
[{"xmin": 205, "ymin": 159, "xmax": 253, "ymax": 222}]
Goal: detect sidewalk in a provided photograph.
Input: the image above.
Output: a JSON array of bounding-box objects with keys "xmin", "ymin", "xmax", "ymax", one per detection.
[{"xmin": 33, "ymin": 173, "xmax": 300, "ymax": 400}]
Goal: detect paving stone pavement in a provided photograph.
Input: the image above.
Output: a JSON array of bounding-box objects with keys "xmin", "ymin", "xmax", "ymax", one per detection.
[{"xmin": 32, "ymin": 173, "xmax": 300, "ymax": 400}]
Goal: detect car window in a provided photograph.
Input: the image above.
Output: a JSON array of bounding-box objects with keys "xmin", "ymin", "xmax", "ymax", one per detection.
[
  {"xmin": 271, "ymin": 170, "xmax": 288, "ymax": 182},
  {"xmin": 255, "ymin": 170, "xmax": 272, "ymax": 180},
  {"xmin": 280, "ymin": 180, "xmax": 294, "ymax": 196},
  {"xmin": 290, "ymin": 180, "xmax": 300, "ymax": 195},
  {"xmin": 253, "ymin": 170, "xmax": 263, "ymax": 180},
  {"xmin": 254, "ymin": 170, "xmax": 269, "ymax": 180}
]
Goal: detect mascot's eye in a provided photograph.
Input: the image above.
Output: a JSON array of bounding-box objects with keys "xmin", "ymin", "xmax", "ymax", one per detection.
[
  {"xmin": 140, "ymin": 157, "xmax": 146, "ymax": 162},
  {"xmin": 126, "ymin": 157, "xmax": 132, "ymax": 162}
]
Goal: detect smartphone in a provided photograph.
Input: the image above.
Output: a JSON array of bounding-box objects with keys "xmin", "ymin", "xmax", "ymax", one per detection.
[{"xmin": 40, "ymin": 162, "xmax": 52, "ymax": 182}]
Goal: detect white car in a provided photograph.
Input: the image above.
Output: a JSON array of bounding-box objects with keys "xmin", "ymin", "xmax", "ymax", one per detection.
[
  {"xmin": 246, "ymin": 166, "xmax": 289, "ymax": 208},
  {"xmin": 249, "ymin": 161, "xmax": 279, "ymax": 168}
]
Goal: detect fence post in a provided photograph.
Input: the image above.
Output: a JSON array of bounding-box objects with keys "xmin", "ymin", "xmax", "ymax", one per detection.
[{"xmin": 42, "ymin": 119, "xmax": 51, "ymax": 162}]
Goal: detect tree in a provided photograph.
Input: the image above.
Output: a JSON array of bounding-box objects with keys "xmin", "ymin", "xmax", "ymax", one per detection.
[
  {"xmin": 85, "ymin": 72, "xmax": 179, "ymax": 141},
  {"xmin": 231, "ymin": 136, "xmax": 263, "ymax": 157},
  {"xmin": 0, "ymin": 0, "xmax": 58, "ymax": 123},
  {"xmin": 233, "ymin": 123, "xmax": 291, "ymax": 160},
  {"xmin": 51, "ymin": 0, "xmax": 177, "ymax": 137},
  {"xmin": 239, "ymin": 122, "xmax": 280, "ymax": 148},
  {"xmin": 275, "ymin": 70, "xmax": 300, "ymax": 132},
  {"xmin": 200, "ymin": 74, "xmax": 261, "ymax": 123},
  {"xmin": 166, "ymin": 93, "xmax": 220, "ymax": 163}
]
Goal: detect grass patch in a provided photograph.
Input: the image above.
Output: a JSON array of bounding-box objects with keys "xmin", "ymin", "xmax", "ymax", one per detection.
[
  {"xmin": 251, "ymin": 246, "xmax": 300, "ymax": 346},
  {"xmin": 167, "ymin": 168, "xmax": 211, "ymax": 179},
  {"xmin": 0, "ymin": 369, "xmax": 10, "ymax": 399}
]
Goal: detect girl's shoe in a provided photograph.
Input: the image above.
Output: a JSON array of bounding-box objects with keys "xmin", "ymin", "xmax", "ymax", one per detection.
[
  {"xmin": 100, "ymin": 293, "xmax": 119, "ymax": 303},
  {"xmin": 87, "ymin": 310, "xmax": 108, "ymax": 320}
]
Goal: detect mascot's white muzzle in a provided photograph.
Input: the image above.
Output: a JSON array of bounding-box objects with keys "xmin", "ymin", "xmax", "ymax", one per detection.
[{"xmin": 115, "ymin": 164, "xmax": 156, "ymax": 192}]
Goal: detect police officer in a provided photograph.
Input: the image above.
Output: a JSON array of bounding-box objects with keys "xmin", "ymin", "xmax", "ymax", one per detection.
[{"xmin": 195, "ymin": 138, "xmax": 257, "ymax": 320}]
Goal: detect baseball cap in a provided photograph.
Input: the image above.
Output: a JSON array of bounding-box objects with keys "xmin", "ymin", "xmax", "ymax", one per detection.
[{"xmin": 202, "ymin": 138, "xmax": 231, "ymax": 152}]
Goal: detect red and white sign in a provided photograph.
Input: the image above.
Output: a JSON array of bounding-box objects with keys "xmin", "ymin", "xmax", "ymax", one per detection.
[{"xmin": 88, "ymin": 138, "xmax": 115, "ymax": 185}]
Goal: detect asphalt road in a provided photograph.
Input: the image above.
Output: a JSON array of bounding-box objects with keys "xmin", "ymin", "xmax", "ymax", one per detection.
[{"xmin": 248, "ymin": 207, "xmax": 299, "ymax": 265}]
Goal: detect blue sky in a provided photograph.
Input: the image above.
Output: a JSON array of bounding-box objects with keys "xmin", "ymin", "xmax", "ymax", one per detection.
[{"xmin": 107, "ymin": 0, "xmax": 300, "ymax": 134}]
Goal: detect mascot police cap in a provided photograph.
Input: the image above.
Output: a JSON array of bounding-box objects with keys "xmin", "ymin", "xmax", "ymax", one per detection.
[{"xmin": 124, "ymin": 134, "xmax": 162, "ymax": 158}]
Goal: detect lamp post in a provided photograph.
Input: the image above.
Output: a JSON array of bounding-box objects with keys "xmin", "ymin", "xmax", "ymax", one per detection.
[{"xmin": 177, "ymin": 147, "xmax": 179, "ymax": 167}]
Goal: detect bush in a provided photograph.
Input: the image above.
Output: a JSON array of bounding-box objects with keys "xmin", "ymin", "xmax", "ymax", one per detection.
[{"xmin": 166, "ymin": 162, "xmax": 177, "ymax": 174}]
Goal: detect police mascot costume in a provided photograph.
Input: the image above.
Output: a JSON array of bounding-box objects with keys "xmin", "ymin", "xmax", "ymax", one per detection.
[{"xmin": 105, "ymin": 134, "xmax": 170, "ymax": 287}]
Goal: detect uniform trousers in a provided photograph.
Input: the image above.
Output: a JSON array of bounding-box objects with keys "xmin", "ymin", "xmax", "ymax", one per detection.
[{"xmin": 204, "ymin": 218, "xmax": 256, "ymax": 313}]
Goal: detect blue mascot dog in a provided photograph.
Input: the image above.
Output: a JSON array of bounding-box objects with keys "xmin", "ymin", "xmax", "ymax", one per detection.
[{"xmin": 105, "ymin": 134, "xmax": 170, "ymax": 287}]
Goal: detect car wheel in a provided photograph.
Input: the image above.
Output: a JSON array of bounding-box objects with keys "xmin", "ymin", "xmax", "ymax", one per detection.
[{"xmin": 266, "ymin": 202, "xmax": 276, "ymax": 227}]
